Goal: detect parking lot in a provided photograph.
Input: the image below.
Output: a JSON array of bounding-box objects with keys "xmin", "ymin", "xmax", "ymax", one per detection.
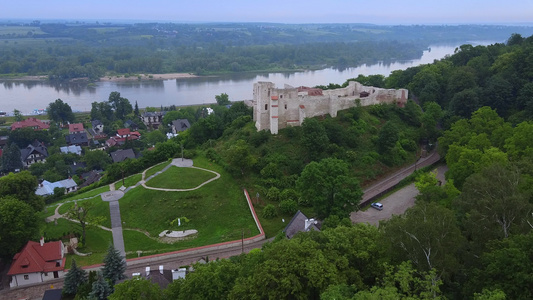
[{"xmin": 351, "ymin": 165, "xmax": 447, "ymax": 226}]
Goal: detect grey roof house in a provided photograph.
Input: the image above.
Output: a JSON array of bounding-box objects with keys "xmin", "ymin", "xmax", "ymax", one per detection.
[
  {"xmin": 171, "ymin": 119, "xmax": 191, "ymax": 134},
  {"xmin": 110, "ymin": 149, "xmax": 136, "ymax": 163},
  {"xmin": 36, "ymin": 178, "xmax": 78, "ymax": 196},
  {"xmin": 65, "ymin": 132, "xmax": 89, "ymax": 147},
  {"xmin": 283, "ymin": 210, "xmax": 320, "ymax": 239},
  {"xmin": 20, "ymin": 140, "xmax": 48, "ymax": 168}
]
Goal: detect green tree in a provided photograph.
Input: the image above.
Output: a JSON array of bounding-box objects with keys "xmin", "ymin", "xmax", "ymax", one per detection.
[
  {"xmin": 63, "ymin": 259, "xmax": 87, "ymax": 296},
  {"xmin": 109, "ymin": 277, "xmax": 163, "ymax": 300},
  {"xmin": 1, "ymin": 143, "xmax": 22, "ymax": 173},
  {"xmin": 144, "ymin": 130, "xmax": 167, "ymax": 147},
  {"xmin": 13, "ymin": 109, "xmax": 23, "ymax": 121},
  {"xmin": 297, "ymin": 158, "xmax": 362, "ymax": 219},
  {"xmin": 229, "ymin": 238, "xmax": 340, "ymax": 299},
  {"xmin": 65, "ymin": 201, "xmax": 105, "ymax": 243},
  {"xmin": 0, "ymin": 197, "xmax": 39, "ymax": 258},
  {"xmin": 82, "ymin": 149, "xmax": 112, "ymax": 170},
  {"xmin": 0, "ymin": 171, "xmax": 43, "ymax": 211},
  {"xmin": 301, "ymin": 118, "xmax": 329, "ymax": 161},
  {"xmin": 377, "ymin": 121, "xmax": 399, "ymax": 154},
  {"xmin": 102, "ymin": 244, "xmax": 126, "ymax": 285},
  {"xmin": 215, "ymin": 93, "xmax": 230, "ymax": 106},
  {"xmin": 108, "ymin": 92, "xmax": 133, "ymax": 121},
  {"xmin": 47, "ymin": 98, "xmax": 75, "ymax": 124},
  {"xmin": 90, "ymin": 271, "xmax": 112, "ymax": 300},
  {"xmin": 458, "ymin": 164, "xmax": 532, "ymax": 247},
  {"xmin": 382, "ymin": 202, "xmax": 465, "ymax": 281},
  {"xmin": 224, "ymin": 139, "xmax": 257, "ymax": 176},
  {"xmin": 134, "ymin": 101, "xmax": 139, "ymax": 117}
]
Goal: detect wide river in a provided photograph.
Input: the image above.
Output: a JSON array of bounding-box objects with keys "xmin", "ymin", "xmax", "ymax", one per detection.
[{"xmin": 0, "ymin": 43, "xmax": 494, "ymax": 113}]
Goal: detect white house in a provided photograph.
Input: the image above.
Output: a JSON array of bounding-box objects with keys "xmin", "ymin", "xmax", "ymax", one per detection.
[
  {"xmin": 36, "ymin": 178, "xmax": 78, "ymax": 196},
  {"xmin": 8, "ymin": 238, "xmax": 66, "ymax": 288}
]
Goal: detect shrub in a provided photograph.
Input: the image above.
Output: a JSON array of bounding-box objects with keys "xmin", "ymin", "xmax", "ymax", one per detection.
[
  {"xmin": 267, "ymin": 187, "xmax": 280, "ymax": 201},
  {"xmin": 279, "ymin": 199, "xmax": 298, "ymax": 215},
  {"xmin": 262, "ymin": 204, "xmax": 278, "ymax": 219},
  {"xmin": 279, "ymin": 189, "xmax": 299, "ymax": 202}
]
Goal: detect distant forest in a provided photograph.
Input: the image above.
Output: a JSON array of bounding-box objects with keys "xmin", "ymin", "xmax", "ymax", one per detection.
[{"xmin": 1, "ymin": 21, "xmax": 533, "ymax": 79}]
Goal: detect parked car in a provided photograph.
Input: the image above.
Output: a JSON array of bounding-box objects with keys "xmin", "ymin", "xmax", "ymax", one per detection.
[{"xmin": 371, "ymin": 202, "xmax": 383, "ymax": 211}]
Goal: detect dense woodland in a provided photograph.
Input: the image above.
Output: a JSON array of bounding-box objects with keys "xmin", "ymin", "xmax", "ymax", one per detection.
[
  {"xmin": 1, "ymin": 22, "xmax": 533, "ymax": 79},
  {"xmin": 2, "ymin": 31, "xmax": 533, "ymax": 299}
]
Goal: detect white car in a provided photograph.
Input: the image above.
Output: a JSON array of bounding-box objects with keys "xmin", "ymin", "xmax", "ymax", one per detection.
[{"xmin": 370, "ymin": 202, "xmax": 383, "ymax": 211}]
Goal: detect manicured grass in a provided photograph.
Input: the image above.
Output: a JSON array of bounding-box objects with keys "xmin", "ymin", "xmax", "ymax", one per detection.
[
  {"xmin": 57, "ymin": 198, "xmax": 111, "ymax": 229},
  {"xmin": 61, "ymin": 185, "xmax": 110, "ymax": 202},
  {"xmin": 144, "ymin": 161, "xmax": 170, "ymax": 178},
  {"xmin": 39, "ymin": 204, "xmax": 59, "ymax": 219},
  {"xmin": 43, "ymin": 218, "xmax": 113, "ymax": 268},
  {"xmin": 145, "ymin": 166, "xmax": 217, "ymax": 189},
  {"xmin": 120, "ymin": 156, "xmax": 259, "ymax": 250},
  {"xmin": 115, "ymin": 173, "xmax": 142, "ymax": 189}
]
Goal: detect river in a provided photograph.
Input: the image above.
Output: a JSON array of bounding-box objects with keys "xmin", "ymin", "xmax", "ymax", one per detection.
[{"xmin": 0, "ymin": 43, "xmax": 494, "ymax": 114}]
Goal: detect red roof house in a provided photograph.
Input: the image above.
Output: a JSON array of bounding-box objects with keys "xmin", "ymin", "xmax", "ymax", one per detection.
[
  {"xmin": 10, "ymin": 118, "xmax": 50, "ymax": 131},
  {"xmin": 68, "ymin": 123, "xmax": 85, "ymax": 134},
  {"xmin": 8, "ymin": 238, "xmax": 66, "ymax": 288}
]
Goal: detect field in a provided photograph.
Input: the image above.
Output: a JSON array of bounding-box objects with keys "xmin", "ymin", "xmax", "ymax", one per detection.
[{"xmin": 0, "ymin": 26, "xmax": 45, "ymax": 35}]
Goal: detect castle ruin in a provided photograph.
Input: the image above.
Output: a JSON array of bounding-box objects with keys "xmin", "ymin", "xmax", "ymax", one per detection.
[{"xmin": 253, "ymin": 81, "xmax": 408, "ymax": 134}]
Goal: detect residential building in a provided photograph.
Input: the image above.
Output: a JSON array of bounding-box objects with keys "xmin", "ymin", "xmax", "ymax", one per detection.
[
  {"xmin": 141, "ymin": 111, "xmax": 166, "ymax": 129},
  {"xmin": 91, "ymin": 120, "xmax": 104, "ymax": 133},
  {"xmin": 283, "ymin": 210, "xmax": 320, "ymax": 239},
  {"xmin": 105, "ymin": 128, "xmax": 141, "ymax": 147},
  {"xmin": 124, "ymin": 119, "xmax": 139, "ymax": 131},
  {"xmin": 171, "ymin": 119, "xmax": 191, "ymax": 134},
  {"xmin": 60, "ymin": 145, "xmax": 82, "ymax": 155},
  {"xmin": 8, "ymin": 238, "xmax": 66, "ymax": 288},
  {"xmin": 68, "ymin": 123, "xmax": 85, "ymax": 134},
  {"xmin": 10, "ymin": 118, "xmax": 50, "ymax": 131},
  {"xmin": 20, "ymin": 140, "xmax": 48, "ymax": 168},
  {"xmin": 36, "ymin": 178, "xmax": 78, "ymax": 196},
  {"xmin": 110, "ymin": 148, "xmax": 136, "ymax": 163},
  {"xmin": 65, "ymin": 132, "xmax": 89, "ymax": 147}
]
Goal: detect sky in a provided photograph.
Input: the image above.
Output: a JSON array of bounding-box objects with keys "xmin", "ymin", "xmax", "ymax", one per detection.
[{"xmin": 1, "ymin": 0, "xmax": 533, "ymax": 25}]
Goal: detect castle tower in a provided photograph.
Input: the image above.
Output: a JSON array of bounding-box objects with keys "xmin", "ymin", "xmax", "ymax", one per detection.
[{"xmin": 253, "ymin": 82, "xmax": 275, "ymax": 132}]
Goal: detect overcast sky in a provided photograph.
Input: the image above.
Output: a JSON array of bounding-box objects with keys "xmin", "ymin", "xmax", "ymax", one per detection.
[{"xmin": 2, "ymin": 0, "xmax": 532, "ymax": 25}]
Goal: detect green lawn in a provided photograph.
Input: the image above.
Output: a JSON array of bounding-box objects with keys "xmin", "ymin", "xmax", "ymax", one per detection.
[
  {"xmin": 144, "ymin": 161, "xmax": 171, "ymax": 178},
  {"xmin": 115, "ymin": 173, "xmax": 142, "ymax": 189},
  {"xmin": 57, "ymin": 198, "xmax": 112, "ymax": 229},
  {"xmin": 145, "ymin": 166, "xmax": 217, "ymax": 189},
  {"xmin": 61, "ymin": 185, "xmax": 110, "ymax": 202},
  {"xmin": 43, "ymin": 218, "xmax": 113, "ymax": 268},
  {"xmin": 120, "ymin": 157, "xmax": 259, "ymax": 251}
]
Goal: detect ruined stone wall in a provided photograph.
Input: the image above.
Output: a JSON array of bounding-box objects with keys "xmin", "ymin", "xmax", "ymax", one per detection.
[{"xmin": 253, "ymin": 81, "xmax": 407, "ymax": 134}]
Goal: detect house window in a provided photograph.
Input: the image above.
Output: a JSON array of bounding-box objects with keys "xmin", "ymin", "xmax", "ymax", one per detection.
[
  {"xmin": 44, "ymin": 272, "xmax": 48, "ymax": 276},
  {"xmin": 56, "ymin": 262, "xmax": 60, "ymax": 267},
  {"xmin": 24, "ymin": 275, "xmax": 29, "ymax": 280}
]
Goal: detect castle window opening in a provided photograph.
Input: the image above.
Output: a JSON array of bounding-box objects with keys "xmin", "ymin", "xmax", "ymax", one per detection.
[
  {"xmin": 284, "ymin": 104, "xmax": 287, "ymax": 109},
  {"xmin": 265, "ymin": 104, "xmax": 268, "ymax": 110},
  {"xmin": 280, "ymin": 95, "xmax": 283, "ymax": 99}
]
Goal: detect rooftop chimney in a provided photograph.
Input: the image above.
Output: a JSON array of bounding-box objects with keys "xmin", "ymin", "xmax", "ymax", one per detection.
[
  {"xmin": 304, "ymin": 219, "xmax": 317, "ymax": 231},
  {"xmin": 40, "ymin": 237, "xmax": 44, "ymax": 246},
  {"xmin": 159, "ymin": 265, "xmax": 164, "ymax": 275},
  {"xmin": 145, "ymin": 266, "xmax": 150, "ymax": 277}
]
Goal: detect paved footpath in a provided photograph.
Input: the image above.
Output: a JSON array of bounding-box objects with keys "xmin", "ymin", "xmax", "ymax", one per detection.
[{"xmin": 100, "ymin": 190, "xmax": 126, "ymax": 258}]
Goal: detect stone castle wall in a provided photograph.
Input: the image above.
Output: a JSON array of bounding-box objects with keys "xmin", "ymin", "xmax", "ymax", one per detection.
[{"xmin": 253, "ymin": 81, "xmax": 408, "ymax": 134}]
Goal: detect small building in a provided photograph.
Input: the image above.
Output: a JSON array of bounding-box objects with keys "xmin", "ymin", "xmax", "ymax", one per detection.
[
  {"xmin": 11, "ymin": 117, "xmax": 50, "ymax": 131},
  {"xmin": 8, "ymin": 238, "xmax": 66, "ymax": 288},
  {"xmin": 20, "ymin": 140, "xmax": 48, "ymax": 168},
  {"xmin": 105, "ymin": 128, "xmax": 141, "ymax": 147},
  {"xmin": 130, "ymin": 266, "xmax": 185, "ymax": 290},
  {"xmin": 78, "ymin": 170, "xmax": 102, "ymax": 189},
  {"xmin": 110, "ymin": 149, "xmax": 136, "ymax": 163},
  {"xmin": 68, "ymin": 123, "xmax": 85, "ymax": 134},
  {"xmin": 60, "ymin": 145, "xmax": 82, "ymax": 155},
  {"xmin": 171, "ymin": 119, "xmax": 191, "ymax": 134},
  {"xmin": 65, "ymin": 132, "xmax": 89, "ymax": 147},
  {"xmin": 140, "ymin": 111, "xmax": 166, "ymax": 129},
  {"xmin": 91, "ymin": 120, "xmax": 104, "ymax": 133},
  {"xmin": 283, "ymin": 210, "xmax": 320, "ymax": 239},
  {"xmin": 36, "ymin": 178, "xmax": 78, "ymax": 196},
  {"xmin": 124, "ymin": 120, "xmax": 139, "ymax": 131},
  {"xmin": 42, "ymin": 289, "xmax": 63, "ymax": 300}
]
